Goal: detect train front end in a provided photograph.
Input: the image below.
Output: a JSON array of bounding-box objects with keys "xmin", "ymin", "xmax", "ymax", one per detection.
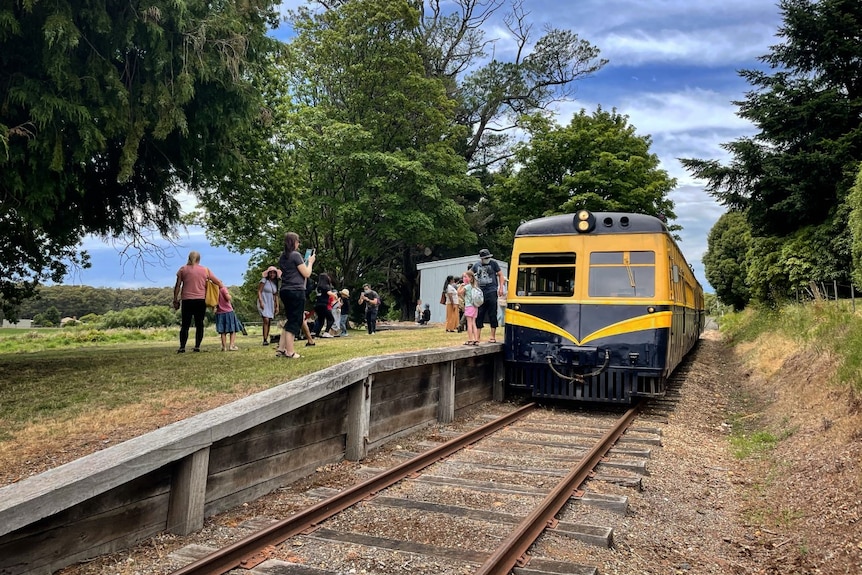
[{"xmin": 504, "ymin": 211, "xmax": 674, "ymax": 403}]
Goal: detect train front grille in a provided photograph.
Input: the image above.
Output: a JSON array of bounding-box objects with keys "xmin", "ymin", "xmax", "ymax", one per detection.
[{"xmin": 506, "ymin": 364, "xmax": 664, "ymax": 403}]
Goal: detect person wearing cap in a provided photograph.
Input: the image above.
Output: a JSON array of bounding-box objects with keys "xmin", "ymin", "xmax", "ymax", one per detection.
[
  {"xmin": 337, "ymin": 288, "xmax": 351, "ymax": 336},
  {"xmin": 471, "ymin": 248, "xmax": 505, "ymax": 343},
  {"xmin": 257, "ymin": 266, "xmax": 281, "ymax": 345},
  {"xmin": 358, "ymin": 283, "xmax": 380, "ymax": 334}
]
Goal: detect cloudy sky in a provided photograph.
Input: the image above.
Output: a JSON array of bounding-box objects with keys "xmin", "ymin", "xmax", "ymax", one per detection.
[{"xmin": 63, "ymin": 0, "xmax": 784, "ymax": 290}]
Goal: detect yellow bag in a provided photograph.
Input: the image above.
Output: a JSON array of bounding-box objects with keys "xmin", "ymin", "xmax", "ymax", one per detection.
[{"xmin": 205, "ymin": 269, "xmax": 219, "ymax": 309}]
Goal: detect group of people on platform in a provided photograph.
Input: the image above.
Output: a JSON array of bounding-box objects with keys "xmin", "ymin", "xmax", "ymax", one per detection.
[
  {"xmin": 428, "ymin": 248, "xmax": 505, "ymax": 346},
  {"xmin": 173, "ymin": 233, "xmax": 505, "ymax": 357},
  {"xmin": 172, "ymin": 232, "xmax": 382, "ymax": 358}
]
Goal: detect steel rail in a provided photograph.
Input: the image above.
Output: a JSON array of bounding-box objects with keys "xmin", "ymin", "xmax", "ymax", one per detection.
[
  {"xmin": 474, "ymin": 402, "xmax": 643, "ymax": 575},
  {"xmin": 170, "ymin": 402, "xmax": 537, "ymax": 575}
]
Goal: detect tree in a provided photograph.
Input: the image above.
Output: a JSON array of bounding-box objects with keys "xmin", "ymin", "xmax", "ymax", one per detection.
[
  {"xmin": 414, "ymin": 0, "xmax": 606, "ymax": 253},
  {"xmin": 846, "ymin": 164, "xmax": 862, "ymax": 289},
  {"xmin": 681, "ymin": 0, "xmax": 862, "ymax": 296},
  {"xmin": 199, "ymin": 0, "xmax": 481, "ymax": 318},
  {"xmin": 490, "ymin": 108, "xmax": 677, "ymax": 257},
  {"xmin": 0, "ymin": 0, "xmax": 281, "ymax": 316},
  {"xmin": 703, "ymin": 212, "xmax": 752, "ymax": 311},
  {"xmin": 194, "ymin": 0, "xmax": 608, "ymax": 317},
  {"xmin": 413, "ymin": 0, "xmax": 606, "ymax": 170}
]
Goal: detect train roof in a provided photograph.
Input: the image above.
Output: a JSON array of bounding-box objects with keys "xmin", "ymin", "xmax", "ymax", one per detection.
[{"xmin": 514, "ymin": 212, "xmax": 669, "ymax": 237}]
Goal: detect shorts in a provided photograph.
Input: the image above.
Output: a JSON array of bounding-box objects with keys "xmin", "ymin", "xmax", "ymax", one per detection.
[{"xmin": 464, "ymin": 306, "xmax": 478, "ymax": 318}]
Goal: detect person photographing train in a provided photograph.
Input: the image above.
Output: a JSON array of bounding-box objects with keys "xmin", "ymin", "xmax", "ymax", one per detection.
[
  {"xmin": 471, "ymin": 248, "xmax": 506, "ymax": 343},
  {"xmin": 358, "ymin": 283, "xmax": 380, "ymax": 335}
]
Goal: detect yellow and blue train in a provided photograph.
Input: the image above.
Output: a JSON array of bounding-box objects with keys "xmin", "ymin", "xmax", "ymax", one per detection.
[{"xmin": 504, "ymin": 210, "xmax": 704, "ymax": 403}]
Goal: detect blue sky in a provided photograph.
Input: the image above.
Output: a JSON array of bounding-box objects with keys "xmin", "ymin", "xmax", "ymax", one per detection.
[{"xmin": 62, "ymin": 0, "xmax": 784, "ymax": 291}]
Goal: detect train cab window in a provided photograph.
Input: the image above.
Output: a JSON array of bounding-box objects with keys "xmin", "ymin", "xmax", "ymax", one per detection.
[
  {"xmin": 588, "ymin": 251, "xmax": 655, "ymax": 298},
  {"xmin": 515, "ymin": 252, "xmax": 575, "ymax": 297}
]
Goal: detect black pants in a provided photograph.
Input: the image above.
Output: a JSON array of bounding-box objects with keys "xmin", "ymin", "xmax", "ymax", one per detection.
[
  {"xmin": 366, "ymin": 308, "xmax": 378, "ymax": 334},
  {"xmin": 313, "ymin": 305, "xmax": 335, "ymax": 335},
  {"xmin": 180, "ymin": 299, "xmax": 207, "ymax": 350}
]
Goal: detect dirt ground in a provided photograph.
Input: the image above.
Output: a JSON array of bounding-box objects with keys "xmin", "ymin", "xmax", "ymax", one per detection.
[{"xmin": 9, "ymin": 328, "xmax": 862, "ymax": 574}]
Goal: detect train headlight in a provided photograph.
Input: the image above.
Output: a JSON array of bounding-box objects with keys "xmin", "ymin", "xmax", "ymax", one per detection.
[
  {"xmin": 574, "ymin": 210, "xmax": 595, "ymax": 233},
  {"xmin": 647, "ymin": 306, "xmax": 656, "ymax": 314}
]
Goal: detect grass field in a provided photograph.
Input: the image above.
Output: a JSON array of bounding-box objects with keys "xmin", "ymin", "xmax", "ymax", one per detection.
[{"xmin": 0, "ymin": 323, "xmax": 472, "ymax": 445}]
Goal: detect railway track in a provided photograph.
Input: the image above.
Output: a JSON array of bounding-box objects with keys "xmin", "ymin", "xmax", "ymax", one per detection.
[{"xmin": 166, "ymin": 401, "xmax": 660, "ymax": 575}]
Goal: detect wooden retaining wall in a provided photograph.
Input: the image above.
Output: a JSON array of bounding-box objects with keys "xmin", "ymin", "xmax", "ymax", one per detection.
[{"xmin": 0, "ymin": 345, "xmax": 504, "ymax": 575}]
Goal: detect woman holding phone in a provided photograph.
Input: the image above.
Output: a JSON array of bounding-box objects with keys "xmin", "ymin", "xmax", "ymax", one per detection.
[{"xmin": 275, "ymin": 232, "xmax": 315, "ymax": 359}]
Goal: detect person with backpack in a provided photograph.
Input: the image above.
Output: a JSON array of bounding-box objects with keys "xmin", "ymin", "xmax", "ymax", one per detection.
[
  {"xmin": 458, "ymin": 269, "xmax": 480, "ymax": 346},
  {"xmin": 471, "ymin": 248, "xmax": 506, "ymax": 343}
]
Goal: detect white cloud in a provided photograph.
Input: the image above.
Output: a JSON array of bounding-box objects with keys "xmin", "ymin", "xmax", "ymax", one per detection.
[{"xmin": 600, "ymin": 24, "xmax": 774, "ymax": 67}]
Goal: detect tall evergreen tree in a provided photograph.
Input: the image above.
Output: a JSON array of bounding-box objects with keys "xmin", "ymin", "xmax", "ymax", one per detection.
[{"xmin": 681, "ymin": 0, "xmax": 862, "ymax": 300}]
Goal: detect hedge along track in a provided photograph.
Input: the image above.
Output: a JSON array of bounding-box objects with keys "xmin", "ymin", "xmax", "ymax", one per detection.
[{"xmin": 169, "ymin": 401, "xmax": 647, "ymax": 575}]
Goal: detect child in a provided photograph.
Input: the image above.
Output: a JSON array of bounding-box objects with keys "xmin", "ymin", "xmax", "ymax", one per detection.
[
  {"xmin": 458, "ymin": 270, "xmax": 480, "ymax": 345},
  {"xmin": 329, "ymin": 290, "xmax": 341, "ymax": 336},
  {"xmin": 215, "ymin": 286, "xmax": 243, "ymax": 351},
  {"xmin": 337, "ymin": 289, "xmax": 351, "ymax": 336},
  {"xmin": 418, "ymin": 303, "xmax": 431, "ymax": 324}
]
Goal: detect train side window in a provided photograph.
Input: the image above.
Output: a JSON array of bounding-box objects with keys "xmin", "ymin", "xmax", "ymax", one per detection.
[
  {"xmin": 588, "ymin": 251, "xmax": 655, "ymax": 298},
  {"xmin": 516, "ymin": 252, "xmax": 575, "ymax": 297}
]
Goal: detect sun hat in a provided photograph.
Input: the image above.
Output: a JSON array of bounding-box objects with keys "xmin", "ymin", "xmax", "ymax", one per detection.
[
  {"xmin": 478, "ymin": 248, "xmax": 493, "ymax": 258},
  {"xmin": 340, "ymin": 288, "xmax": 350, "ymax": 297},
  {"xmin": 263, "ymin": 266, "xmax": 282, "ymax": 278}
]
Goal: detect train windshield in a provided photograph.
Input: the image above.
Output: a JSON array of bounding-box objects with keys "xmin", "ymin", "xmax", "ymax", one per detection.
[
  {"xmin": 515, "ymin": 252, "xmax": 575, "ymax": 297},
  {"xmin": 588, "ymin": 251, "xmax": 655, "ymax": 297}
]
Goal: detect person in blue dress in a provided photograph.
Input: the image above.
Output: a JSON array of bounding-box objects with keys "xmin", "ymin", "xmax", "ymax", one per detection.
[{"xmin": 215, "ymin": 286, "xmax": 243, "ymax": 351}]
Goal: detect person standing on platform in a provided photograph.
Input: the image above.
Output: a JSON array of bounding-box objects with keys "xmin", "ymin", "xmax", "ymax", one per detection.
[
  {"xmin": 444, "ymin": 275, "xmax": 459, "ymax": 332},
  {"xmin": 358, "ymin": 284, "xmax": 380, "ymax": 335},
  {"xmin": 215, "ymin": 285, "xmax": 243, "ymax": 351},
  {"xmin": 257, "ymin": 266, "xmax": 280, "ymax": 345},
  {"xmin": 471, "ymin": 248, "xmax": 505, "ymax": 343},
  {"xmin": 275, "ymin": 232, "xmax": 315, "ymax": 359},
  {"xmin": 173, "ymin": 251, "xmax": 223, "ymax": 353},
  {"xmin": 337, "ymin": 289, "xmax": 351, "ymax": 336}
]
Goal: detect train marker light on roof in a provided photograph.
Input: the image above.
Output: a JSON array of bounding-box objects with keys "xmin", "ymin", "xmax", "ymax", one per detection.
[{"xmin": 574, "ymin": 210, "xmax": 595, "ymax": 233}]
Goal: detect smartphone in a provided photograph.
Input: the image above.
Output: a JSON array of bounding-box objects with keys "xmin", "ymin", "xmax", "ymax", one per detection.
[{"xmin": 304, "ymin": 248, "xmax": 312, "ymax": 262}]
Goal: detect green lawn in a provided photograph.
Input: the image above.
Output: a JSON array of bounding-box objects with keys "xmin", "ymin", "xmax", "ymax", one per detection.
[{"xmin": 0, "ymin": 324, "xmax": 470, "ymax": 442}]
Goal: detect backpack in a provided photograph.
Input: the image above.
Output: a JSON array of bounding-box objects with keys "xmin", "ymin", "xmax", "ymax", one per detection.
[{"xmin": 471, "ymin": 285, "xmax": 484, "ymax": 307}]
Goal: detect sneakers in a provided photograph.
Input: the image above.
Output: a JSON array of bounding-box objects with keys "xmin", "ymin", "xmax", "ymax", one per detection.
[{"xmin": 320, "ymin": 332, "xmax": 334, "ymax": 338}]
